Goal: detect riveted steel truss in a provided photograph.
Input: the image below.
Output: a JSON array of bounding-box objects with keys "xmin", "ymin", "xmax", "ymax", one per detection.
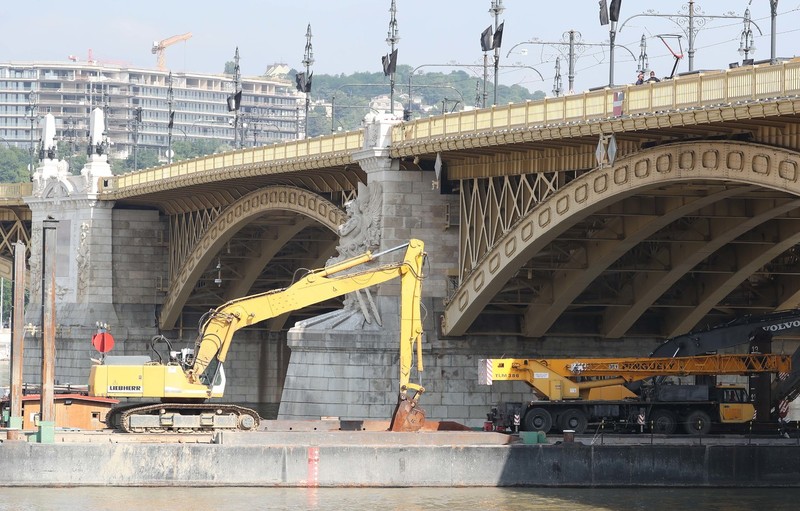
[{"xmin": 459, "ymin": 171, "xmax": 585, "ymax": 280}]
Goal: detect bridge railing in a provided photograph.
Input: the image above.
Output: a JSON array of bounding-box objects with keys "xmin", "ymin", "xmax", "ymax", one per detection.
[
  {"xmin": 393, "ymin": 59, "xmax": 800, "ymax": 143},
  {"xmin": 103, "ymin": 131, "xmax": 363, "ymax": 192},
  {"xmin": 0, "ymin": 182, "xmax": 32, "ymax": 203}
]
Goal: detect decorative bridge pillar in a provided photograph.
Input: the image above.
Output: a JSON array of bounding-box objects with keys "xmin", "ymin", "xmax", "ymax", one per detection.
[
  {"xmin": 22, "ymin": 109, "xmax": 167, "ymax": 385},
  {"xmin": 279, "ymin": 113, "xmax": 467, "ymax": 423}
]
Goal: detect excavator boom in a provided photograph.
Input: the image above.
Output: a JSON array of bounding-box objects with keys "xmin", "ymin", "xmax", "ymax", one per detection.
[{"xmin": 89, "ymin": 239, "xmax": 428, "ymax": 433}]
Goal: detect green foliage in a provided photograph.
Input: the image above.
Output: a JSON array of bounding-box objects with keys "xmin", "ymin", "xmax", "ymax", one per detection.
[
  {"xmin": 116, "ymin": 148, "xmax": 160, "ymax": 173},
  {"xmin": 224, "ymin": 61, "xmax": 236, "ymax": 75},
  {"xmin": 1, "ymin": 278, "xmax": 9, "ymax": 327},
  {"xmin": 56, "ymin": 141, "xmax": 87, "ymax": 175},
  {"xmin": 0, "ymin": 146, "xmax": 31, "ymax": 183},
  {"xmin": 172, "ymin": 138, "xmax": 228, "ymax": 161},
  {"xmin": 303, "ymin": 65, "xmax": 546, "ymax": 137}
]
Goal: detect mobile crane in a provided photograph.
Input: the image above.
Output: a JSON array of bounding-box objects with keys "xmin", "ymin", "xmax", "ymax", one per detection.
[
  {"xmin": 89, "ymin": 240, "xmax": 427, "ymax": 433},
  {"xmin": 485, "ymin": 309, "xmax": 800, "ymax": 434},
  {"xmin": 481, "ymin": 353, "xmax": 791, "ymax": 435}
]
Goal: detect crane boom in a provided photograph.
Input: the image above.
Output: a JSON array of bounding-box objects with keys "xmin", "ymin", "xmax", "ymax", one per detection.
[
  {"xmin": 481, "ymin": 353, "xmax": 791, "ymax": 400},
  {"xmin": 152, "ymin": 32, "xmax": 192, "ymax": 71}
]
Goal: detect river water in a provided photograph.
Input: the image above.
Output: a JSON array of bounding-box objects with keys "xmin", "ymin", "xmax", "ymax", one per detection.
[{"xmin": 0, "ymin": 487, "xmax": 797, "ymax": 510}]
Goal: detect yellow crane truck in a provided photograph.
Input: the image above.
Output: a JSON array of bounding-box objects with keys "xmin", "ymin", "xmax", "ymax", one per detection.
[
  {"xmin": 480, "ymin": 353, "xmax": 791, "ymax": 435},
  {"xmin": 89, "ymin": 240, "xmax": 427, "ymax": 433}
]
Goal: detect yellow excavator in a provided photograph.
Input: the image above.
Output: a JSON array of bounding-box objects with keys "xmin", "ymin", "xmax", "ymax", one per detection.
[{"xmin": 89, "ymin": 239, "xmax": 427, "ymax": 433}]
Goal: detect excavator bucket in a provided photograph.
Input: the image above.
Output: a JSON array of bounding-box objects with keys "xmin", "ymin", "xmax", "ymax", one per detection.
[{"xmin": 389, "ymin": 396, "xmax": 426, "ymax": 432}]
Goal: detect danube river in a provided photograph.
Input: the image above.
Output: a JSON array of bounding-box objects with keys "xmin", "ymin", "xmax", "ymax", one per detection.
[{"xmin": 0, "ymin": 487, "xmax": 797, "ymax": 510}]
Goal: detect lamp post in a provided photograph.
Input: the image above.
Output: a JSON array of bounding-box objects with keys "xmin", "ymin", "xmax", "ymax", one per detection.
[
  {"xmin": 302, "ymin": 24, "xmax": 314, "ymax": 138},
  {"xmin": 27, "ymin": 91, "xmax": 38, "ymax": 178},
  {"xmin": 230, "ymin": 47, "xmax": 242, "ymax": 148},
  {"xmin": 552, "ymin": 57, "xmax": 563, "ymax": 97},
  {"xmin": 131, "ymin": 107, "xmax": 142, "ymax": 171},
  {"xmin": 489, "ymin": 0, "xmax": 505, "ymax": 106},
  {"xmin": 619, "ymin": 1, "xmax": 763, "ymax": 73},
  {"xmin": 637, "ymin": 34, "xmax": 649, "ymax": 73},
  {"xmin": 386, "ymin": 0, "xmax": 400, "ymax": 115},
  {"xmin": 167, "ymin": 72, "xmax": 174, "ymax": 164},
  {"xmin": 606, "ymin": 0, "xmax": 621, "ymax": 87},
  {"xmin": 738, "ymin": 7, "xmax": 755, "ymax": 61}
]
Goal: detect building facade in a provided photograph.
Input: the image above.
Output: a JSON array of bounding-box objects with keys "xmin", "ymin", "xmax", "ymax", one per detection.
[{"xmin": 0, "ymin": 61, "xmax": 304, "ymax": 166}]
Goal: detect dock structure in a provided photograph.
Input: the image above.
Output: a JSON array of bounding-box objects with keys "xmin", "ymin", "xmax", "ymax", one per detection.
[{"xmin": 1, "ymin": 428, "xmax": 799, "ymax": 487}]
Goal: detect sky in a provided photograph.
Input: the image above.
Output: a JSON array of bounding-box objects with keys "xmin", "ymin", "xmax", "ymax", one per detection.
[{"xmin": 2, "ymin": 1, "xmax": 800, "ymax": 95}]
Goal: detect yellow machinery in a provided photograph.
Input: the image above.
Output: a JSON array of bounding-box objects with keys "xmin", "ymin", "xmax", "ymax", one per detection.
[
  {"xmin": 481, "ymin": 353, "xmax": 791, "ymax": 435},
  {"xmin": 89, "ymin": 240, "xmax": 427, "ymax": 433}
]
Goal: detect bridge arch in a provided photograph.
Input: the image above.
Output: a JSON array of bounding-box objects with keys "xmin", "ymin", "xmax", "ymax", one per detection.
[
  {"xmin": 160, "ymin": 186, "xmax": 346, "ymax": 329},
  {"xmin": 443, "ymin": 140, "xmax": 800, "ymax": 337}
]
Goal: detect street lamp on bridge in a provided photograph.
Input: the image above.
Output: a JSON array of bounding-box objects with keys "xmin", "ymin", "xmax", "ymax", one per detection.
[{"xmin": 26, "ymin": 90, "xmax": 39, "ymax": 179}]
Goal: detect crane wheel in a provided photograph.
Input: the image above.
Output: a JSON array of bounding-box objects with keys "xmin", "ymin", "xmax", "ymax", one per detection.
[{"xmin": 523, "ymin": 407, "xmax": 552, "ymax": 433}]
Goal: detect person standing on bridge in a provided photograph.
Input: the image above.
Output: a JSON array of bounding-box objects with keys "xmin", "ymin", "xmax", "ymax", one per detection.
[
  {"xmin": 635, "ymin": 72, "xmax": 644, "ymax": 85},
  {"xmin": 647, "ymin": 71, "xmax": 661, "ymax": 83}
]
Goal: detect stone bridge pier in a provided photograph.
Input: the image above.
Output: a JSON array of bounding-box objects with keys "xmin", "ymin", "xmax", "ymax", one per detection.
[
  {"xmin": 21, "ymin": 114, "xmax": 167, "ymax": 387},
  {"xmin": 279, "ymin": 115, "xmax": 501, "ymax": 427}
]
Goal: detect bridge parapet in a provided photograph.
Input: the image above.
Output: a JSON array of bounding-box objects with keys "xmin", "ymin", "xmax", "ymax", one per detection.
[
  {"xmin": 100, "ymin": 131, "xmax": 363, "ymax": 198},
  {"xmin": 392, "ymin": 59, "xmax": 800, "ymax": 148},
  {"xmin": 0, "ymin": 183, "xmax": 33, "ymax": 206}
]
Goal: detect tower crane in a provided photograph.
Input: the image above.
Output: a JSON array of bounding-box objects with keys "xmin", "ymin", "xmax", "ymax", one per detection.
[{"xmin": 152, "ymin": 32, "xmax": 192, "ymax": 71}]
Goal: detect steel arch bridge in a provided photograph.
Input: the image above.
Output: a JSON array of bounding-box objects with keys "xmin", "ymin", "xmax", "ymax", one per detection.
[{"xmin": 443, "ymin": 140, "xmax": 800, "ymax": 339}]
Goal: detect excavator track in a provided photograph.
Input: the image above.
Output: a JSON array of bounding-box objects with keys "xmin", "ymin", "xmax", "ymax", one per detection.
[{"xmin": 106, "ymin": 403, "xmax": 261, "ymax": 433}]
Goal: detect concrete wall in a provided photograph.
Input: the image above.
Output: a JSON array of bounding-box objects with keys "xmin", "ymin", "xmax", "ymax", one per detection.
[{"xmin": 1, "ymin": 440, "xmax": 798, "ymax": 487}]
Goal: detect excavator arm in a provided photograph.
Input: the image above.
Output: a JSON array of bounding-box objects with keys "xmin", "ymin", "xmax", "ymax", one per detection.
[{"xmin": 189, "ymin": 239, "xmax": 427, "ymax": 430}]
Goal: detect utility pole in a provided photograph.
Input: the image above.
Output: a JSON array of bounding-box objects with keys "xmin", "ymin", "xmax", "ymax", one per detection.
[
  {"xmin": 567, "ymin": 31, "xmax": 576, "ymax": 93},
  {"xmin": 302, "ymin": 24, "xmax": 314, "ymax": 138},
  {"xmin": 770, "ymin": 0, "xmax": 779, "ymax": 64},
  {"xmin": 386, "ymin": 0, "xmax": 400, "ymax": 115}
]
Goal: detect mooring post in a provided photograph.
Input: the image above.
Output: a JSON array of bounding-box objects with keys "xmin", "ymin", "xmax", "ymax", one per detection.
[
  {"xmin": 38, "ymin": 218, "xmax": 58, "ymax": 443},
  {"xmin": 8, "ymin": 241, "xmax": 27, "ymax": 432}
]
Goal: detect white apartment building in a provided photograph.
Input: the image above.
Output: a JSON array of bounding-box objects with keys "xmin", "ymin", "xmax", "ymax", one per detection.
[{"xmin": 0, "ymin": 61, "xmax": 304, "ymax": 164}]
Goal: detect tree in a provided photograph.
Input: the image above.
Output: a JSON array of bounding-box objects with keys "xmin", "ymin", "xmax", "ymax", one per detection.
[
  {"xmin": 0, "ymin": 146, "xmax": 30, "ymax": 183},
  {"xmin": 172, "ymin": 138, "xmax": 228, "ymax": 161},
  {"xmin": 306, "ymin": 105, "xmax": 330, "ymax": 138},
  {"xmin": 224, "ymin": 61, "xmax": 236, "ymax": 75},
  {"xmin": 116, "ymin": 148, "xmax": 160, "ymax": 173}
]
